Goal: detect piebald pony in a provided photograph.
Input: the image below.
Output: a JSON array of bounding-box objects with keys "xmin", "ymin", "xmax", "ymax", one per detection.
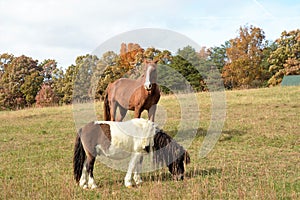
[{"xmin": 73, "ymin": 118, "xmax": 190, "ymax": 189}]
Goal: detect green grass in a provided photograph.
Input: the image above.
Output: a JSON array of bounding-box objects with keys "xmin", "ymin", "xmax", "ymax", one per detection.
[{"xmin": 0, "ymin": 86, "xmax": 299, "ymax": 199}]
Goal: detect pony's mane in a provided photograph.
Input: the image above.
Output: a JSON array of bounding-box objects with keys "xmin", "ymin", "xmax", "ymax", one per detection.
[{"xmin": 153, "ymin": 129, "xmax": 186, "ymax": 167}]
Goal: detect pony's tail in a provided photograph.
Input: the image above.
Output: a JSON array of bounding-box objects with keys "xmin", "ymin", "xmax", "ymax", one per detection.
[
  {"xmin": 73, "ymin": 128, "xmax": 86, "ymax": 183},
  {"xmin": 103, "ymin": 92, "xmax": 111, "ymax": 121}
]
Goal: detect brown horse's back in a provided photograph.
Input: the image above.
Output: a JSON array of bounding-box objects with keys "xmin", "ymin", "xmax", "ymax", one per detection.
[{"xmin": 107, "ymin": 78, "xmax": 143, "ymax": 109}]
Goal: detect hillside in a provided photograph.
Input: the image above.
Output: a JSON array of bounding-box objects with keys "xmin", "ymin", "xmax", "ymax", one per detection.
[{"xmin": 0, "ymin": 86, "xmax": 299, "ymax": 199}]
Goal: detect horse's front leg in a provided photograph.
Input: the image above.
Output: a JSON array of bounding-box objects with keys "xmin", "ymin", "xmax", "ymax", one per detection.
[
  {"xmin": 134, "ymin": 107, "xmax": 142, "ymax": 118},
  {"xmin": 133, "ymin": 155, "xmax": 143, "ymax": 186},
  {"xmin": 148, "ymin": 104, "xmax": 157, "ymax": 122},
  {"xmin": 124, "ymin": 153, "xmax": 140, "ymax": 188}
]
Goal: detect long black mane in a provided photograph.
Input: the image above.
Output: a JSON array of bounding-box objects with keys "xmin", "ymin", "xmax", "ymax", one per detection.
[{"xmin": 153, "ymin": 129, "xmax": 190, "ymax": 170}]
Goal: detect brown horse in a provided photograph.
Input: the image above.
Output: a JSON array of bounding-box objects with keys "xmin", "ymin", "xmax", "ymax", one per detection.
[{"xmin": 104, "ymin": 60, "xmax": 160, "ymax": 121}]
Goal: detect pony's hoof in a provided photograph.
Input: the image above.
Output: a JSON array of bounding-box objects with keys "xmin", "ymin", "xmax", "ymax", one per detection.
[
  {"xmin": 90, "ymin": 184, "xmax": 98, "ymax": 189},
  {"xmin": 126, "ymin": 185, "xmax": 133, "ymax": 188},
  {"xmin": 82, "ymin": 185, "xmax": 88, "ymax": 190},
  {"xmin": 135, "ymin": 181, "xmax": 143, "ymax": 186}
]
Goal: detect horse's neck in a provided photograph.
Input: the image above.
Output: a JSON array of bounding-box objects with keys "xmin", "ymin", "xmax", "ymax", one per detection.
[{"xmin": 137, "ymin": 75, "xmax": 146, "ymax": 84}]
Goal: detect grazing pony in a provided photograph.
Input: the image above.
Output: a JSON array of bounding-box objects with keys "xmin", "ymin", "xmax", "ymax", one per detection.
[
  {"xmin": 73, "ymin": 118, "xmax": 190, "ymax": 189},
  {"xmin": 103, "ymin": 60, "xmax": 160, "ymax": 122}
]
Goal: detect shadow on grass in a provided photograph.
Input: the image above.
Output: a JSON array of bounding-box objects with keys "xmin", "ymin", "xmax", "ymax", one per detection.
[
  {"xmin": 219, "ymin": 129, "xmax": 246, "ymax": 142},
  {"xmin": 165, "ymin": 127, "xmax": 246, "ymax": 142},
  {"xmin": 89, "ymin": 166, "xmax": 222, "ymax": 189},
  {"xmin": 185, "ymin": 167, "xmax": 222, "ymax": 179},
  {"xmin": 142, "ymin": 167, "xmax": 222, "ymax": 183}
]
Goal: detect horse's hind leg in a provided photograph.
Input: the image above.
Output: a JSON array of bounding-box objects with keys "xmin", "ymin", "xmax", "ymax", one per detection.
[
  {"xmin": 117, "ymin": 106, "xmax": 127, "ymax": 121},
  {"xmin": 109, "ymin": 101, "xmax": 117, "ymax": 121},
  {"xmin": 79, "ymin": 154, "xmax": 97, "ymax": 189},
  {"xmin": 86, "ymin": 155, "xmax": 97, "ymax": 189},
  {"xmin": 79, "ymin": 159, "xmax": 88, "ymax": 189}
]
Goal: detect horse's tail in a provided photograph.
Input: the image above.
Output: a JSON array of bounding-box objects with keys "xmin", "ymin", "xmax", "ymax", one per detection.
[
  {"xmin": 103, "ymin": 92, "xmax": 111, "ymax": 121},
  {"xmin": 73, "ymin": 128, "xmax": 86, "ymax": 183}
]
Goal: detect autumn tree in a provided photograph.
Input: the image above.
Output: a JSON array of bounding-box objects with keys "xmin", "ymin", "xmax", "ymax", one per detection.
[
  {"xmin": 0, "ymin": 53, "xmax": 15, "ymax": 109},
  {"xmin": 268, "ymin": 29, "xmax": 300, "ymax": 86},
  {"xmin": 0, "ymin": 55, "xmax": 43, "ymax": 109},
  {"xmin": 39, "ymin": 59, "xmax": 57, "ymax": 84},
  {"xmin": 93, "ymin": 51, "xmax": 119, "ymax": 99},
  {"xmin": 222, "ymin": 25, "xmax": 269, "ymax": 89},
  {"xmin": 0, "ymin": 53, "xmax": 14, "ymax": 78},
  {"xmin": 51, "ymin": 67, "xmax": 65, "ymax": 104},
  {"xmin": 35, "ymin": 83, "xmax": 58, "ymax": 107},
  {"xmin": 61, "ymin": 64, "xmax": 76, "ymax": 104},
  {"xmin": 119, "ymin": 43, "xmax": 144, "ymax": 72}
]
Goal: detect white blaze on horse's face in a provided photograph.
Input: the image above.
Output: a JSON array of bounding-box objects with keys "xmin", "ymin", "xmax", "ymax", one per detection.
[{"xmin": 144, "ymin": 65, "xmax": 154, "ymax": 91}]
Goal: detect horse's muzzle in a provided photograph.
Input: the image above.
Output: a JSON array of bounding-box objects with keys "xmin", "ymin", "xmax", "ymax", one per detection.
[{"xmin": 144, "ymin": 82, "xmax": 152, "ymax": 91}]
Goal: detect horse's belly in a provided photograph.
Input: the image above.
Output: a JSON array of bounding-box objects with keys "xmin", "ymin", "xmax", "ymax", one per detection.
[{"xmin": 95, "ymin": 144, "xmax": 130, "ymax": 159}]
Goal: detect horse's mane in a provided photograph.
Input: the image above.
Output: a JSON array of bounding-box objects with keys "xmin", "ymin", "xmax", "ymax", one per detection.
[{"xmin": 153, "ymin": 129, "xmax": 187, "ymax": 167}]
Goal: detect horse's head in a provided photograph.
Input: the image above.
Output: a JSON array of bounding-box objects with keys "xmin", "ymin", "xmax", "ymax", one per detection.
[
  {"xmin": 143, "ymin": 59, "xmax": 158, "ymax": 91},
  {"xmin": 168, "ymin": 149, "xmax": 190, "ymax": 181}
]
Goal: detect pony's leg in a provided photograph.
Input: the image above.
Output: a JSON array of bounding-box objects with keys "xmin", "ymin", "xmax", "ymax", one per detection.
[
  {"xmin": 79, "ymin": 155, "xmax": 97, "ymax": 189},
  {"xmin": 86, "ymin": 156, "xmax": 97, "ymax": 189},
  {"xmin": 148, "ymin": 104, "xmax": 157, "ymax": 122},
  {"xmin": 79, "ymin": 160, "xmax": 88, "ymax": 189},
  {"xmin": 124, "ymin": 153, "xmax": 139, "ymax": 187},
  {"xmin": 133, "ymin": 155, "xmax": 143, "ymax": 185}
]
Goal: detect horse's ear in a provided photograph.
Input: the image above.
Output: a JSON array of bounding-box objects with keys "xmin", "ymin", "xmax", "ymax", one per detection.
[
  {"xmin": 153, "ymin": 58, "xmax": 159, "ymax": 64},
  {"xmin": 143, "ymin": 58, "xmax": 159, "ymax": 64},
  {"xmin": 144, "ymin": 59, "xmax": 151, "ymax": 64},
  {"xmin": 184, "ymin": 151, "xmax": 191, "ymax": 165}
]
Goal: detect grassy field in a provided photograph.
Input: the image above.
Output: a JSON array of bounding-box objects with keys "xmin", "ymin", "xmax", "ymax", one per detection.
[{"xmin": 0, "ymin": 86, "xmax": 299, "ymax": 199}]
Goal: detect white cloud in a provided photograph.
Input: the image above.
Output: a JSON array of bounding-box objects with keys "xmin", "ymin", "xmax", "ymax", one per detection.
[{"xmin": 0, "ymin": 0, "xmax": 299, "ymax": 68}]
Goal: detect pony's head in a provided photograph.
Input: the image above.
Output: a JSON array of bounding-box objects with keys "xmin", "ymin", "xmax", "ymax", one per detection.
[
  {"xmin": 153, "ymin": 129, "xmax": 191, "ymax": 180},
  {"xmin": 167, "ymin": 148, "xmax": 190, "ymax": 181}
]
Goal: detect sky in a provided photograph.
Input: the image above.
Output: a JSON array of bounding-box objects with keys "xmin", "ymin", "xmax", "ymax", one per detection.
[{"xmin": 0, "ymin": 0, "xmax": 299, "ymax": 68}]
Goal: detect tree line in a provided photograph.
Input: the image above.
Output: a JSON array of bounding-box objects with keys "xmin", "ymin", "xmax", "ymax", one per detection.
[{"xmin": 0, "ymin": 25, "xmax": 299, "ymax": 110}]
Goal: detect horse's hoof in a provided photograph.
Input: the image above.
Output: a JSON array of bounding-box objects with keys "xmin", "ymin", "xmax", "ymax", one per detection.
[{"xmin": 126, "ymin": 185, "xmax": 133, "ymax": 188}]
